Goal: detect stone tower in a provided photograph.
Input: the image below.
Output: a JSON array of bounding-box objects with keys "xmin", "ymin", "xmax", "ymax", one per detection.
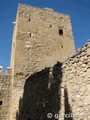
[
  {"xmin": 9, "ymin": 4, "xmax": 75, "ymax": 120},
  {"xmin": 11, "ymin": 4, "xmax": 75, "ymax": 74},
  {"xmin": 1, "ymin": 4, "xmax": 90, "ymax": 120}
]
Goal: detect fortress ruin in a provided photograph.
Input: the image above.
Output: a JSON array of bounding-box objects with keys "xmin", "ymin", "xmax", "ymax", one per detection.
[{"xmin": 0, "ymin": 4, "xmax": 90, "ymax": 120}]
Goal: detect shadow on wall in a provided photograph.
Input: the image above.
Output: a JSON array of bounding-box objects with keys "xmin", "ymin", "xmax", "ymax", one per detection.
[
  {"xmin": 64, "ymin": 86, "xmax": 73, "ymax": 120},
  {"xmin": 16, "ymin": 62, "xmax": 73, "ymax": 120}
]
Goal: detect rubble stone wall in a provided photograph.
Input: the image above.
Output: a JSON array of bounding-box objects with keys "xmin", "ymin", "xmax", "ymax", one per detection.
[
  {"xmin": 0, "ymin": 70, "xmax": 11, "ymax": 120},
  {"xmin": 61, "ymin": 41, "xmax": 90, "ymax": 120}
]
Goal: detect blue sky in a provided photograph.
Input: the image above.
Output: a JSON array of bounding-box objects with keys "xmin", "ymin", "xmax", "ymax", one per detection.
[{"xmin": 0, "ymin": 0, "xmax": 90, "ymax": 71}]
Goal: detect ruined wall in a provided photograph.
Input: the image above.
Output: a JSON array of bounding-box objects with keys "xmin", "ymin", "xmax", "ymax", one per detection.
[
  {"xmin": 1, "ymin": 3, "xmax": 90, "ymax": 120},
  {"xmin": 10, "ymin": 38, "xmax": 90, "ymax": 120},
  {"xmin": 16, "ymin": 62, "xmax": 62, "ymax": 120},
  {"xmin": 0, "ymin": 67, "xmax": 12, "ymax": 120},
  {"xmin": 61, "ymin": 40, "xmax": 90, "ymax": 120},
  {"xmin": 10, "ymin": 4, "xmax": 75, "ymax": 120}
]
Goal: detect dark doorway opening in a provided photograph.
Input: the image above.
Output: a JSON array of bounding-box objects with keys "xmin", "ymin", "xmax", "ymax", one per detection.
[
  {"xmin": 59, "ymin": 29, "xmax": 63, "ymax": 35},
  {"xmin": 0, "ymin": 101, "xmax": 3, "ymax": 105}
]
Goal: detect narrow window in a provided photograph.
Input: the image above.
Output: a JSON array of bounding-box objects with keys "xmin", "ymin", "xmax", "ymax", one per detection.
[
  {"xmin": 29, "ymin": 33, "xmax": 31, "ymax": 37},
  {"xmin": 0, "ymin": 101, "xmax": 3, "ymax": 105},
  {"xmin": 28, "ymin": 19, "xmax": 30, "ymax": 22},
  {"xmin": 59, "ymin": 29, "xmax": 63, "ymax": 35},
  {"xmin": 50, "ymin": 25, "xmax": 52, "ymax": 28},
  {"xmin": 61, "ymin": 45, "xmax": 63, "ymax": 48}
]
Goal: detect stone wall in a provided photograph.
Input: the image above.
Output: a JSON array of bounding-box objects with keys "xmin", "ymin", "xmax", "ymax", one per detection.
[
  {"xmin": 1, "ymin": 40, "xmax": 90, "ymax": 120},
  {"xmin": 61, "ymin": 40, "xmax": 90, "ymax": 120},
  {"xmin": 0, "ymin": 67, "xmax": 12, "ymax": 120},
  {"xmin": 10, "ymin": 4, "xmax": 75, "ymax": 120},
  {"xmin": 12, "ymin": 3, "xmax": 75, "ymax": 76},
  {"xmin": 2, "ymin": 3, "xmax": 90, "ymax": 120},
  {"xmin": 16, "ymin": 62, "xmax": 62, "ymax": 120}
]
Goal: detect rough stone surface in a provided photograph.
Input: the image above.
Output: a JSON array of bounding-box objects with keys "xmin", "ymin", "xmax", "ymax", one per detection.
[
  {"xmin": 11, "ymin": 4, "xmax": 75, "ymax": 75},
  {"xmin": 0, "ymin": 71, "xmax": 11, "ymax": 120},
  {"xmin": 61, "ymin": 40, "xmax": 90, "ymax": 120},
  {"xmin": 0, "ymin": 3, "xmax": 90, "ymax": 120},
  {"xmin": 9, "ymin": 4, "xmax": 75, "ymax": 120}
]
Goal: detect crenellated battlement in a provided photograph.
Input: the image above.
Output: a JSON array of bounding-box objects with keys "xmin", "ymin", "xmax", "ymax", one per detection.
[
  {"xmin": 0, "ymin": 66, "xmax": 12, "ymax": 75},
  {"xmin": 0, "ymin": 66, "xmax": 12, "ymax": 88}
]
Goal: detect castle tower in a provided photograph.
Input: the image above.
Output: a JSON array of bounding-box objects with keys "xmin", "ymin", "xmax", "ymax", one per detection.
[
  {"xmin": 11, "ymin": 4, "xmax": 75, "ymax": 75},
  {"xmin": 10, "ymin": 4, "xmax": 75, "ymax": 120}
]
